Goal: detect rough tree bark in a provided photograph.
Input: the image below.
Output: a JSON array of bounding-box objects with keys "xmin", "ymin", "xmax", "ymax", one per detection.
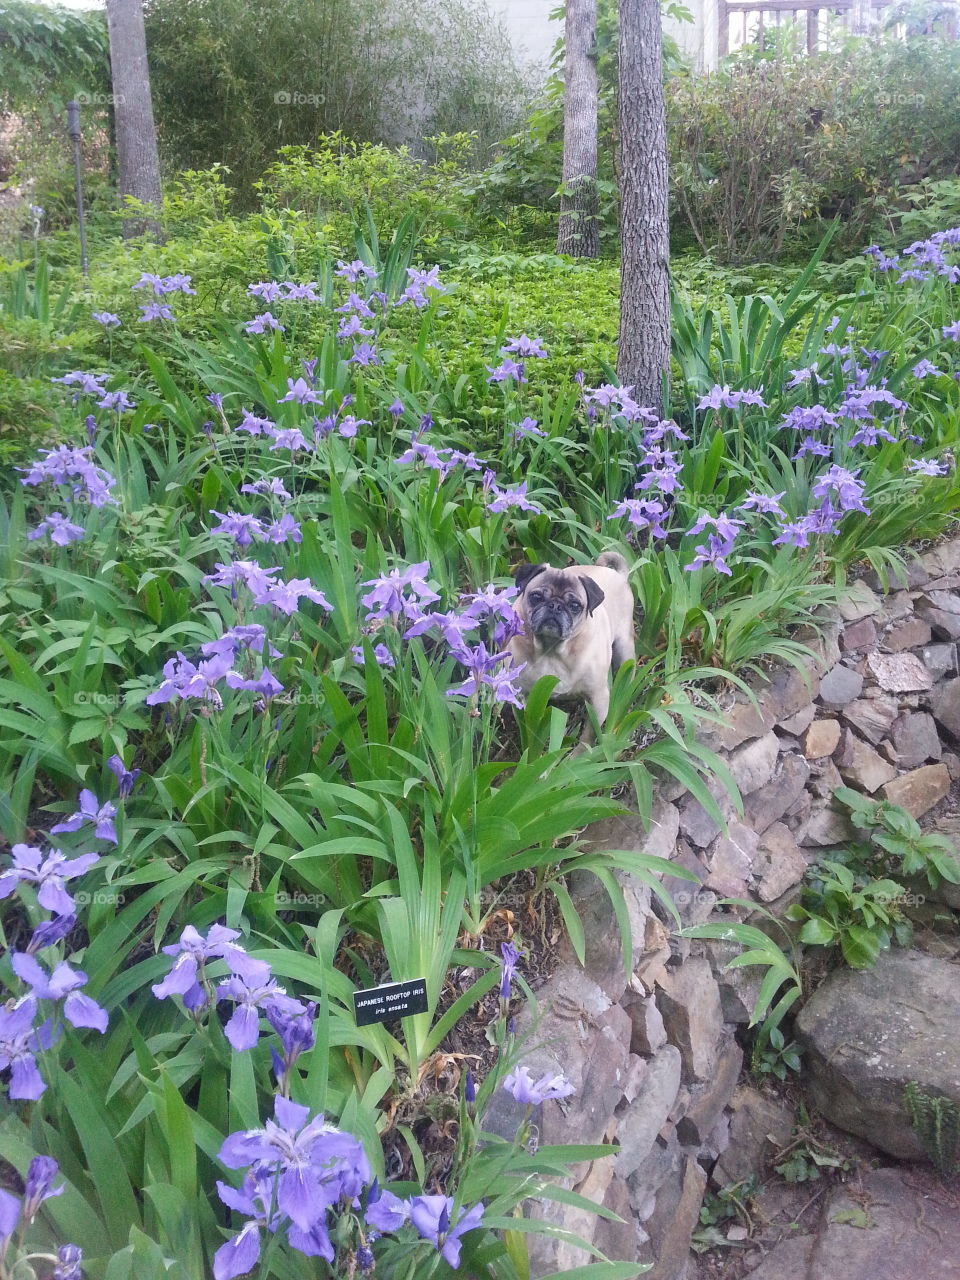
[
  {"xmin": 556, "ymin": 0, "xmax": 599, "ymax": 258},
  {"xmin": 617, "ymin": 0, "xmax": 670, "ymax": 415},
  {"xmin": 105, "ymin": 0, "xmax": 162, "ymax": 238}
]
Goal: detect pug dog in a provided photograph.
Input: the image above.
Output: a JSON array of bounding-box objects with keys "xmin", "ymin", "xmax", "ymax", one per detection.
[{"xmin": 508, "ymin": 551, "xmax": 636, "ymax": 744}]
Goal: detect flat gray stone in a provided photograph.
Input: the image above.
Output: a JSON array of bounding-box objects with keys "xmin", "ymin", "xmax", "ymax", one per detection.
[
  {"xmin": 614, "ymin": 1044, "xmax": 682, "ymax": 1179},
  {"xmin": 840, "ymin": 696, "xmax": 898, "ymax": 745},
  {"xmin": 918, "ymin": 605, "xmax": 960, "ymax": 640},
  {"xmin": 837, "ymin": 729, "xmax": 897, "ymax": 794},
  {"xmin": 705, "ymin": 820, "xmax": 759, "ymax": 895},
  {"xmin": 890, "ymin": 711, "xmax": 942, "ymax": 769},
  {"xmin": 656, "ymin": 956, "xmax": 723, "ymax": 1083},
  {"xmin": 754, "ymin": 821, "xmax": 809, "ymax": 902},
  {"xmin": 923, "ymin": 643, "xmax": 958, "ymax": 680},
  {"xmin": 809, "ymin": 1166, "xmax": 960, "ymax": 1280},
  {"xmin": 838, "ymin": 581, "xmax": 881, "ymax": 622},
  {"xmin": 795, "ymin": 949, "xmax": 960, "ymax": 1159},
  {"xmin": 819, "ymin": 663, "xmax": 864, "ymax": 708},
  {"xmin": 713, "ymin": 1085, "xmax": 795, "ymax": 1185},
  {"xmin": 743, "ymin": 753, "xmax": 810, "ymax": 835},
  {"xmin": 930, "ymin": 677, "xmax": 960, "ymax": 739},
  {"xmin": 729, "ymin": 730, "xmax": 780, "ymax": 796}
]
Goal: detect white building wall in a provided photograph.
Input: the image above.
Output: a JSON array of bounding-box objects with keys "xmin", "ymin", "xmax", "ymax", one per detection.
[{"xmin": 488, "ymin": 0, "xmax": 562, "ymax": 75}]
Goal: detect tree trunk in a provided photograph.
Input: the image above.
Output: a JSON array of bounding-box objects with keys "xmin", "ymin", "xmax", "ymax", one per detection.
[
  {"xmin": 617, "ymin": 0, "xmax": 670, "ymax": 415},
  {"xmin": 106, "ymin": 0, "xmax": 162, "ymax": 238},
  {"xmin": 556, "ymin": 0, "xmax": 599, "ymax": 258}
]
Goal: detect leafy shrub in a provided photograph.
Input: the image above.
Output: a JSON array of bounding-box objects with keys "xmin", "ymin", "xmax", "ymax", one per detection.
[
  {"xmin": 667, "ymin": 35, "xmax": 960, "ymax": 262},
  {"xmin": 143, "ymin": 0, "xmax": 531, "ymax": 202}
]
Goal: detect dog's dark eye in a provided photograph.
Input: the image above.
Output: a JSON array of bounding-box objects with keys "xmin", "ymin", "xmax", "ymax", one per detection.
[
  {"xmin": 528, "ymin": 591, "xmax": 543, "ymax": 602},
  {"xmin": 567, "ymin": 599, "xmax": 582, "ymax": 611}
]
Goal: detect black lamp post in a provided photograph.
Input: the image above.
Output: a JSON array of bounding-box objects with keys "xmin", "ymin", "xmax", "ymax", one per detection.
[{"xmin": 66, "ymin": 100, "xmax": 89, "ymax": 277}]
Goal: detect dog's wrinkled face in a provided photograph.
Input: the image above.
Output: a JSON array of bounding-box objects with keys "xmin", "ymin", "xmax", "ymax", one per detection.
[{"xmin": 516, "ymin": 564, "xmax": 605, "ymax": 644}]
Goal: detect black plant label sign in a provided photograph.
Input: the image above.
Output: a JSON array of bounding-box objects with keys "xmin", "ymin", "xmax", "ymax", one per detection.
[{"xmin": 353, "ymin": 978, "xmax": 428, "ymax": 1027}]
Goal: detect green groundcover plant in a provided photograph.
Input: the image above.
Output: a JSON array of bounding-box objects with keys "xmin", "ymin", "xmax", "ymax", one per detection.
[{"xmin": 3, "ymin": 217, "xmax": 960, "ymax": 1277}]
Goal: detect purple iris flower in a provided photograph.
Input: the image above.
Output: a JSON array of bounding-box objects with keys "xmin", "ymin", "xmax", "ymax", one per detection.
[
  {"xmin": 908, "ymin": 458, "xmax": 948, "ymax": 476},
  {"xmin": 215, "ymin": 975, "xmax": 298, "ymax": 1052},
  {"xmin": 92, "ymin": 310, "xmax": 121, "ymax": 327},
  {"xmin": 53, "ymin": 1244, "xmax": 83, "ymax": 1280},
  {"xmin": 201, "ymin": 625, "xmax": 282, "ymax": 661},
  {"xmin": 335, "ymin": 292, "xmax": 376, "ymax": 318},
  {"xmin": 21, "ymin": 1155, "xmax": 64, "ymax": 1223},
  {"xmin": 351, "ymin": 643, "xmax": 395, "ymax": 668},
  {"xmin": 278, "ymin": 377, "xmax": 323, "ymax": 405},
  {"xmin": 267, "ymin": 427, "xmax": 311, "ymax": 452},
  {"xmin": 404, "ymin": 610, "xmax": 476, "ymax": 649},
  {"xmin": 486, "ymin": 481, "xmax": 542, "ymax": 514},
  {"xmin": 608, "ymin": 498, "xmax": 669, "ymax": 539},
  {"xmin": 849, "ymin": 423, "xmax": 897, "ymax": 447},
  {"xmin": 218, "ymin": 1096, "xmax": 369, "ymax": 1233},
  {"xmin": 460, "ymin": 583, "xmax": 523, "ymax": 645},
  {"xmin": 335, "ymin": 259, "xmax": 378, "ymax": 282},
  {"xmin": 784, "ymin": 363, "xmax": 820, "ymax": 388},
  {"xmin": 388, "ymin": 398, "xmax": 404, "ymax": 417},
  {"xmin": 686, "ymin": 533, "xmax": 735, "ymax": 576},
  {"xmin": 152, "ymin": 923, "xmax": 271, "ymax": 1007},
  {"xmin": 501, "ymin": 334, "xmax": 548, "ymax": 359},
  {"xmin": 145, "ymin": 650, "xmax": 235, "ymax": 707},
  {"xmin": 365, "ymin": 1185, "xmax": 410, "ymax": 1233},
  {"xmin": 794, "ymin": 436, "xmax": 832, "ymax": 459},
  {"xmin": 360, "ymin": 562, "xmax": 441, "ymax": 623},
  {"xmin": 209, "ymin": 511, "xmax": 266, "ymax": 548},
  {"xmin": 485, "ymin": 358, "xmax": 527, "ymax": 385},
  {"xmin": 512, "ymin": 416, "xmax": 547, "ymax": 441},
  {"xmin": 502, "ymin": 1064, "xmax": 576, "ymax": 1105},
  {"xmin": 27, "ymin": 913, "xmax": 76, "ymax": 955},
  {"xmin": 912, "ymin": 359, "xmax": 941, "ymax": 378},
  {"xmin": 11, "ymin": 953, "xmax": 107, "ymax": 1031},
  {"xmin": 282, "ymin": 281, "xmax": 320, "ymax": 302},
  {"xmin": 0, "ymin": 1189, "xmax": 19, "ymax": 1248},
  {"xmin": 337, "ymin": 315, "xmax": 375, "ymax": 340},
  {"xmin": 248, "ymin": 281, "xmax": 284, "ymax": 303},
  {"xmin": 138, "ymin": 302, "xmax": 176, "ymax": 323},
  {"xmin": 739, "ymin": 491, "xmax": 786, "ymax": 517},
  {"xmin": 409, "ymin": 1195, "xmax": 485, "ymax": 1268},
  {"xmin": 51, "ymin": 789, "xmax": 118, "ymax": 844},
  {"xmin": 811, "ymin": 464, "xmax": 870, "ymax": 514},
  {"xmin": 499, "ymin": 941, "xmax": 520, "ymax": 1001},
  {"xmin": 0, "ymin": 997, "xmax": 46, "ymax": 1099},
  {"xmin": 349, "ymin": 342, "xmax": 380, "ymax": 366},
  {"xmin": 696, "ymin": 384, "xmax": 767, "ymax": 411},
  {"xmin": 942, "ymin": 320, "xmax": 960, "ymax": 341},
  {"xmin": 266, "ymin": 999, "xmax": 316, "ymax": 1086},
  {"xmin": 447, "ymin": 644, "xmax": 526, "ymax": 708},
  {"xmin": 0, "ymin": 844, "xmax": 99, "ymax": 916},
  {"xmin": 107, "ymin": 754, "xmax": 141, "ymax": 799},
  {"xmin": 51, "ymin": 371, "xmax": 108, "ymax": 397},
  {"xmin": 27, "ymin": 513, "xmax": 86, "ymax": 546},
  {"xmin": 236, "ymin": 410, "xmax": 277, "ymax": 436},
  {"xmin": 245, "ymin": 312, "xmax": 284, "ymax": 334},
  {"xmin": 263, "ymin": 514, "xmax": 302, "ymax": 544},
  {"xmin": 97, "ymin": 389, "xmax": 136, "ymax": 412},
  {"xmin": 249, "ymin": 577, "xmax": 333, "ymax": 616},
  {"xmin": 241, "ymin": 477, "xmax": 292, "ymax": 501},
  {"xmin": 225, "ymin": 667, "xmax": 284, "ymax": 698},
  {"xmin": 772, "ymin": 520, "xmax": 814, "ymax": 549}
]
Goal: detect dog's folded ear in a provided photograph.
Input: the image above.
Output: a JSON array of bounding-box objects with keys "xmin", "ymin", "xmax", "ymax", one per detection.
[
  {"xmin": 515, "ymin": 562, "xmax": 549, "ymax": 592},
  {"xmin": 579, "ymin": 576, "xmax": 605, "ymax": 615}
]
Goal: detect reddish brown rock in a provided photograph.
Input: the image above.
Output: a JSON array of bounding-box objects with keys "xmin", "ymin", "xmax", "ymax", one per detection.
[
  {"xmin": 841, "ymin": 617, "xmax": 877, "ymax": 651},
  {"xmin": 837, "ymin": 729, "xmax": 897, "ymax": 793}
]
